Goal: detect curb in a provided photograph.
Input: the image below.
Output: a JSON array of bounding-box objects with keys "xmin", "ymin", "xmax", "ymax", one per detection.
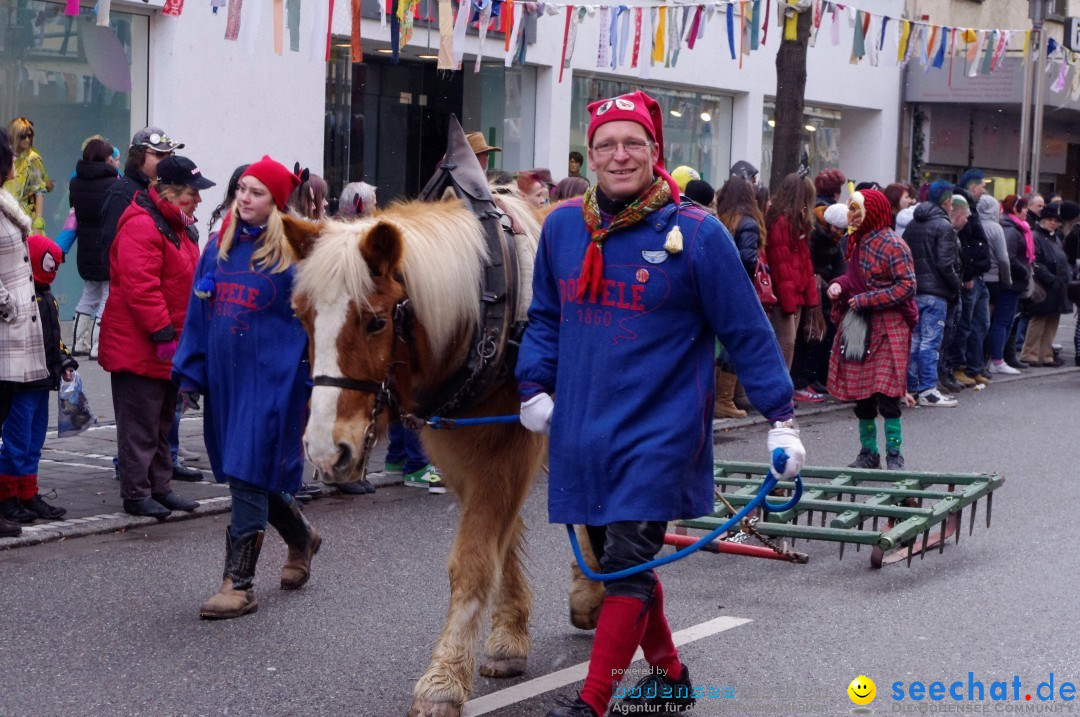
[
  {"xmin": 0, "ymin": 471, "xmax": 402, "ymax": 551},
  {"xmin": 4, "ymin": 365, "xmax": 1075, "ymax": 551}
]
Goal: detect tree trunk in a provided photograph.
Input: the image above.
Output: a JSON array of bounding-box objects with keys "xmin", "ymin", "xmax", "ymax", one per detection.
[{"xmin": 769, "ymin": 9, "xmax": 813, "ymax": 190}]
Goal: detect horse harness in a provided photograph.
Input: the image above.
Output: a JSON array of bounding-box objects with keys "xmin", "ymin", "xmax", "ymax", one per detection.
[{"xmin": 311, "ymin": 116, "xmax": 525, "ymax": 477}]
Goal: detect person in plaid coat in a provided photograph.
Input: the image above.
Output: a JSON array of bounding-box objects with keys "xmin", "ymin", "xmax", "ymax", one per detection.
[{"xmin": 826, "ymin": 189, "xmax": 917, "ymax": 470}]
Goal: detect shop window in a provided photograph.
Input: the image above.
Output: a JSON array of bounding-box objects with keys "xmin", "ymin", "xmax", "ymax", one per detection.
[
  {"xmin": 463, "ymin": 63, "xmax": 536, "ymax": 174},
  {"xmin": 0, "ymin": 0, "xmax": 148, "ymax": 310},
  {"xmin": 570, "ymin": 76, "xmax": 733, "ymax": 188},
  {"xmin": 761, "ymin": 101, "xmax": 841, "ymax": 185}
]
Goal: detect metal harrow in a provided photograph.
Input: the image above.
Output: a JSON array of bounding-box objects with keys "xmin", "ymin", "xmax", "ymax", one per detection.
[{"xmin": 667, "ymin": 461, "xmax": 1004, "ymax": 568}]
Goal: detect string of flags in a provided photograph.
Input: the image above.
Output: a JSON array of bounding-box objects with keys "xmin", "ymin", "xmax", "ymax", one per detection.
[{"xmin": 69, "ymin": 0, "xmax": 1079, "ymax": 91}]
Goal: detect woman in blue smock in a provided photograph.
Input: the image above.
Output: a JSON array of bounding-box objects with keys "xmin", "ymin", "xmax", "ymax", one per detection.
[{"xmin": 173, "ymin": 156, "xmax": 318, "ymax": 620}]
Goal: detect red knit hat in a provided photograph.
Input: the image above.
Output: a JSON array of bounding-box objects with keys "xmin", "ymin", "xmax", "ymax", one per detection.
[
  {"xmin": 586, "ymin": 90, "xmax": 679, "ymax": 204},
  {"xmin": 241, "ymin": 155, "xmax": 300, "ymax": 210},
  {"xmin": 28, "ymin": 234, "xmax": 62, "ymax": 285}
]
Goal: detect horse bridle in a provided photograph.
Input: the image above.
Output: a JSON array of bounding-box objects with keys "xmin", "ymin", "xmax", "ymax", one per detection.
[{"xmin": 311, "ymin": 298, "xmax": 415, "ymax": 479}]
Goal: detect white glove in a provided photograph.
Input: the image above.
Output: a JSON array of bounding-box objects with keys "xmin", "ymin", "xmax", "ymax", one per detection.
[
  {"xmin": 767, "ymin": 425, "xmax": 805, "ymax": 479},
  {"xmin": 519, "ymin": 393, "xmax": 554, "ymax": 435}
]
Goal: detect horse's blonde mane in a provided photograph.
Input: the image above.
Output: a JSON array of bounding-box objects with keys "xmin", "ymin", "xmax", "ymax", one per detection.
[{"xmin": 296, "ymin": 199, "xmax": 492, "ymax": 360}]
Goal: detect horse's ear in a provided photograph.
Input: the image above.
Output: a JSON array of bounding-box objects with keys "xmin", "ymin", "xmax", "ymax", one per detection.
[
  {"xmin": 360, "ymin": 221, "xmax": 403, "ymax": 278},
  {"xmin": 282, "ymin": 213, "xmax": 321, "ymax": 259}
]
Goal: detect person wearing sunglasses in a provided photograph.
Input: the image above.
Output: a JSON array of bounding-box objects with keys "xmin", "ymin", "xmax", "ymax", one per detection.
[{"xmin": 3, "ymin": 118, "xmax": 52, "ymax": 232}]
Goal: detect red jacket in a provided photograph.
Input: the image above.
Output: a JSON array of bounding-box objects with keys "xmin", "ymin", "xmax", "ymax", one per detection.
[
  {"xmin": 765, "ymin": 214, "xmax": 820, "ymax": 314},
  {"xmin": 98, "ymin": 188, "xmax": 199, "ymax": 380}
]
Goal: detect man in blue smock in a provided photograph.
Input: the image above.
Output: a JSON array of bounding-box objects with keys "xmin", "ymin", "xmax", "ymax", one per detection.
[{"xmin": 515, "ymin": 91, "xmax": 806, "ymax": 717}]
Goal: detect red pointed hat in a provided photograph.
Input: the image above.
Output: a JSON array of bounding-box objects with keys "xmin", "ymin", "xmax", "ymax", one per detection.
[
  {"xmin": 241, "ymin": 155, "xmax": 300, "ymax": 210},
  {"xmin": 586, "ymin": 90, "xmax": 679, "ymax": 203}
]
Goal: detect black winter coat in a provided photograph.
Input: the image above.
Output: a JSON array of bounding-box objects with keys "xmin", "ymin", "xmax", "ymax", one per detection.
[
  {"xmin": 903, "ymin": 202, "xmax": 962, "ymax": 300},
  {"xmin": 999, "ymin": 220, "xmax": 1031, "ymax": 287},
  {"xmin": 21, "ymin": 284, "xmax": 77, "ymax": 392},
  {"xmin": 99, "ymin": 168, "xmax": 151, "ymax": 274},
  {"xmin": 731, "ymin": 215, "xmax": 760, "ymax": 278},
  {"xmin": 68, "ymin": 160, "xmax": 118, "ymax": 282},
  {"xmin": 1028, "ymin": 227, "xmax": 1073, "ymax": 316},
  {"xmin": 954, "ymin": 188, "xmax": 992, "ymax": 280}
]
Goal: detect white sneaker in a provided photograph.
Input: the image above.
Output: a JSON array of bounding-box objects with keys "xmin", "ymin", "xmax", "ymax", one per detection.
[
  {"xmin": 918, "ymin": 388, "xmax": 958, "ymax": 407},
  {"xmin": 986, "ymin": 360, "xmax": 1020, "ymax": 376}
]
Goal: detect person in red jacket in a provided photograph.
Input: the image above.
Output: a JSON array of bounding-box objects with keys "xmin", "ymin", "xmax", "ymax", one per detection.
[
  {"xmin": 98, "ymin": 156, "xmax": 215, "ymax": 519},
  {"xmin": 765, "ymin": 173, "xmax": 823, "ymax": 380}
]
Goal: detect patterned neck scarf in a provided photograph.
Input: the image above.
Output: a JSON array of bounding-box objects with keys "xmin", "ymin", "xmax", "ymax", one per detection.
[{"xmin": 577, "ymin": 176, "xmax": 671, "ymax": 301}]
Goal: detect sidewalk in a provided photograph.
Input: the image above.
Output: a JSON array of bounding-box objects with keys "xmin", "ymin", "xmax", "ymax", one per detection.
[{"xmin": 2, "ymin": 316, "xmax": 1076, "ymax": 550}]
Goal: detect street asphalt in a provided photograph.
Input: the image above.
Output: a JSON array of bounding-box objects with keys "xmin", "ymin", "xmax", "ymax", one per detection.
[{"xmin": 0, "ymin": 322, "xmax": 1077, "ymax": 716}]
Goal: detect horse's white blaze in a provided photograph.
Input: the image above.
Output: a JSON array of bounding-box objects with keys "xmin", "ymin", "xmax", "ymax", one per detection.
[{"xmin": 304, "ymin": 294, "xmax": 350, "ymax": 471}]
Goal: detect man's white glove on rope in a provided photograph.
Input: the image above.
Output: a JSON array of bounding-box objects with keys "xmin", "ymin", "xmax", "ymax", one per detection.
[
  {"xmin": 767, "ymin": 425, "xmax": 805, "ymax": 479},
  {"xmin": 519, "ymin": 393, "xmax": 554, "ymax": 435}
]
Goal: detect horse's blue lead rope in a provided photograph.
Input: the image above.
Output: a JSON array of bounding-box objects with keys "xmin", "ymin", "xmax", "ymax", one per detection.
[
  {"xmin": 567, "ymin": 449, "xmax": 804, "ymax": 581},
  {"xmin": 423, "ymin": 416, "xmax": 805, "ymax": 579}
]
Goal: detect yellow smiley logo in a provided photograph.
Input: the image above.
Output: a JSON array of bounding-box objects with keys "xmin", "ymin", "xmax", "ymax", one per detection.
[{"xmin": 848, "ymin": 675, "xmax": 876, "ymax": 705}]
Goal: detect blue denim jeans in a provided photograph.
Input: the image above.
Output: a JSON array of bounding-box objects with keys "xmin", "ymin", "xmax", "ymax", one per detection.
[
  {"xmin": 949, "ymin": 283, "xmax": 977, "ymax": 370},
  {"xmin": 962, "ymin": 278, "xmax": 990, "ymax": 373},
  {"xmin": 987, "ymin": 286, "xmax": 1022, "ymax": 361},
  {"xmin": 908, "ymin": 295, "xmax": 948, "ymax": 393},
  {"xmin": 386, "ymin": 421, "xmax": 428, "ymax": 474},
  {"xmin": 229, "ymin": 479, "xmax": 298, "ymax": 538}
]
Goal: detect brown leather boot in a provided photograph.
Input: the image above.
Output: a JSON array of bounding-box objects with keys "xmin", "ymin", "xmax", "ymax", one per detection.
[
  {"xmin": 713, "ymin": 368, "xmax": 747, "ymax": 419},
  {"xmin": 270, "ymin": 497, "xmax": 321, "ymax": 590},
  {"xmin": 200, "ymin": 529, "xmax": 263, "ymax": 620}
]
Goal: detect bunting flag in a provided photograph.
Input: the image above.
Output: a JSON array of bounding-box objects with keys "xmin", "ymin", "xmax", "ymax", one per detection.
[
  {"xmin": 749, "ymin": 0, "xmax": 760, "ymax": 51},
  {"xmin": 273, "ymin": 0, "xmax": 283, "ymax": 54},
  {"xmin": 979, "ymin": 30, "xmax": 994, "ymax": 75},
  {"xmin": 225, "ymin": 0, "xmax": 243, "ymax": 40},
  {"xmin": 398, "ymin": 0, "xmax": 421, "ymax": 49},
  {"xmin": 990, "ymin": 30, "xmax": 1010, "ymax": 72},
  {"xmin": 558, "ymin": 6, "xmax": 573, "ymax": 82},
  {"xmin": 897, "ymin": 19, "xmax": 910, "ymax": 62},
  {"xmin": 878, "ymin": 16, "xmax": 888, "ymax": 52},
  {"xmin": 761, "ymin": 0, "xmax": 769, "ymax": 45},
  {"xmin": 390, "ymin": 0, "xmax": 400, "ymax": 62},
  {"xmin": 65, "ymin": 0, "xmax": 79, "ymax": 16},
  {"xmin": 968, "ymin": 30, "xmax": 985, "ymax": 77},
  {"xmin": 162, "ymin": 0, "xmax": 184, "ymax": 15},
  {"xmin": 686, "ymin": 5, "xmax": 703, "ymax": 50},
  {"xmin": 738, "ymin": 0, "xmax": 745, "ymax": 68},
  {"xmin": 930, "ymin": 25, "xmax": 947, "ymax": 69},
  {"xmin": 651, "ymin": 6, "xmax": 666, "ymax": 64},
  {"xmin": 617, "ymin": 7, "xmax": 630, "ymax": 67},
  {"xmin": 631, "ymin": 7, "xmax": 642, "ymax": 68},
  {"xmin": 1068, "ymin": 57, "xmax": 1080, "ymax": 100},
  {"xmin": 726, "ymin": 4, "xmax": 735, "ymax": 59},
  {"xmin": 473, "ymin": 1, "xmax": 493, "ymax": 71},
  {"xmin": 784, "ymin": 0, "xmax": 797, "ymax": 41},
  {"xmin": 948, "ymin": 28, "xmax": 956, "ymax": 85},
  {"xmin": 829, "ymin": 4, "xmax": 839, "ymax": 46},
  {"xmin": 597, "ymin": 6, "xmax": 611, "ymax": 68},
  {"xmin": 452, "ymin": 0, "xmax": 470, "ymax": 68},
  {"xmin": 504, "ymin": 0, "xmax": 524, "ymax": 66},
  {"xmin": 851, "ymin": 10, "xmax": 865, "ymax": 62},
  {"xmin": 352, "ymin": 0, "xmax": 363, "ymax": 61},
  {"xmin": 1021, "ymin": 30, "xmax": 1030, "ymax": 67},
  {"xmin": 1051, "ymin": 58, "xmax": 1069, "ymax": 93},
  {"xmin": 286, "ymin": 0, "xmax": 300, "ymax": 51},
  {"xmin": 95, "ymin": 0, "xmax": 112, "ymax": 26},
  {"xmin": 240, "ymin": 0, "xmax": 266, "ymax": 54},
  {"xmin": 867, "ymin": 14, "xmax": 879, "ymax": 66}
]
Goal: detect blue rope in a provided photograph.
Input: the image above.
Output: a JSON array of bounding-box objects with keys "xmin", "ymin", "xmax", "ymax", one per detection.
[
  {"xmin": 425, "ymin": 414, "xmax": 520, "ymax": 429},
  {"xmin": 567, "ymin": 449, "xmax": 804, "ymax": 581}
]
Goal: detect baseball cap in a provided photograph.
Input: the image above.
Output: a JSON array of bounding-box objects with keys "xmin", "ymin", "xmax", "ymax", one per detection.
[
  {"xmin": 156, "ymin": 155, "xmax": 216, "ymax": 190},
  {"xmin": 131, "ymin": 126, "xmax": 184, "ymax": 152}
]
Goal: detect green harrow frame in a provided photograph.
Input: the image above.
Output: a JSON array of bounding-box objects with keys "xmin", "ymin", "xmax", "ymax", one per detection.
[{"xmin": 667, "ymin": 461, "xmax": 1004, "ymax": 568}]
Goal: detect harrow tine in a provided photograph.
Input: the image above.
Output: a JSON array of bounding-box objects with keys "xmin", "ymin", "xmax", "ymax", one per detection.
[
  {"xmin": 986, "ymin": 492, "xmax": 993, "ymax": 528},
  {"xmin": 920, "ymin": 529, "xmax": 929, "ymax": 560},
  {"xmin": 969, "ymin": 500, "xmax": 977, "ymax": 536},
  {"xmin": 839, "ymin": 541, "xmax": 844, "ymax": 561},
  {"xmin": 938, "ymin": 518, "xmax": 946, "ymax": 555},
  {"xmin": 906, "ymin": 540, "xmax": 914, "ymax": 568},
  {"xmin": 872, "ymin": 516, "xmax": 878, "ymax": 533},
  {"xmin": 856, "ymin": 518, "xmax": 862, "ymax": 552},
  {"xmin": 955, "ymin": 507, "xmax": 962, "ymax": 546}
]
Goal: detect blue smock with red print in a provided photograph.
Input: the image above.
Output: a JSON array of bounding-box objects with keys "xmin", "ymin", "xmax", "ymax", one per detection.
[{"xmin": 515, "ymin": 199, "xmax": 793, "ymax": 526}]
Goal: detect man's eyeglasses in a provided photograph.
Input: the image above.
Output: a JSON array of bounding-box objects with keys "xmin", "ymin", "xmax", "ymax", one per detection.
[{"xmin": 591, "ymin": 140, "xmax": 652, "ymax": 157}]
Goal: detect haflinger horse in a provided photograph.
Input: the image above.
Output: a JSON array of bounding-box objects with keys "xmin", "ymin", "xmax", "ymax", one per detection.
[{"xmin": 282, "ymin": 190, "xmax": 602, "ymax": 716}]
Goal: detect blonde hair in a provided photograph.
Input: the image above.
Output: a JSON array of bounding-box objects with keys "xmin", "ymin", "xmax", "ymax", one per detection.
[
  {"xmin": 217, "ymin": 204, "xmax": 297, "ymax": 274},
  {"xmin": 7, "ymin": 118, "xmax": 34, "ymax": 148}
]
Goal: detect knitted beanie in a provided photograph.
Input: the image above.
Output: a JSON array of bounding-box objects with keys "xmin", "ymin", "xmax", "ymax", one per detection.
[{"xmin": 241, "ymin": 156, "xmax": 300, "ymax": 210}]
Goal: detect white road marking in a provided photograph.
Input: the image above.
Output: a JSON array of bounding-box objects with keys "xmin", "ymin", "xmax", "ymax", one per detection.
[{"xmin": 461, "ymin": 615, "xmax": 752, "ymax": 716}]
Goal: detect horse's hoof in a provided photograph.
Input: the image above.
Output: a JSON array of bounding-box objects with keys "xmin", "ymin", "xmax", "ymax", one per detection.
[
  {"xmin": 406, "ymin": 700, "xmax": 462, "ymax": 717},
  {"xmin": 478, "ymin": 655, "xmax": 526, "ymax": 678}
]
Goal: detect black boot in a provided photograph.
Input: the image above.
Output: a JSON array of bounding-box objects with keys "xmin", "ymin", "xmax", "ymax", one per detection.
[
  {"xmin": 269, "ymin": 497, "xmax": 321, "ymax": 590},
  {"xmin": 0, "ymin": 515, "xmax": 21, "ymax": 538},
  {"xmin": 1004, "ymin": 331, "xmax": 1027, "ymax": 368},
  {"xmin": 1, "ymin": 497, "xmax": 37, "ymax": 524},
  {"xmin": 886, "ymin": 450, "xmax": 905, "ymax": 470},
  {"xmin": 848, "ymin": 448, "xmax": 881, "ymax": 469},
  {"xmin": 545, "ymin": 695, "xmax": 598, "ymax": 717},
  {"xmin": 21, "ymin": 494, "xmax": 66, "ymax": 520},
  {"xmin": 619, "ymin": 665, "xmax": 696, "ymax": 713},
  {"xmin": 200, "ymin": 529, "xmax": 264, "ymax": 619}
]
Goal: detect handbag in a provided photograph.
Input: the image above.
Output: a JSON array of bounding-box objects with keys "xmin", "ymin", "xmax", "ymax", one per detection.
[
  {"xmin": 1029, "ymin": 271, "xmax": 1047, "ymax": 305},
  {"xmin": 754, "ymin": 257, "xmax": 778, "ymax": 309}
]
